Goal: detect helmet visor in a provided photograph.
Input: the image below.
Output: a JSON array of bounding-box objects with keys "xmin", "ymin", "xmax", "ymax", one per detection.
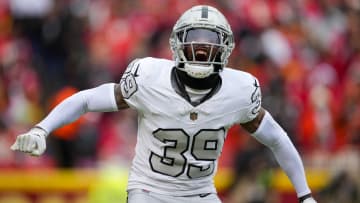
[
  {"xmin": 185, "ymin": 28, "xmax": 220, "ymax": 44},
  {"xmin": 183, "ymin": 29, "xmax": 222, "ymax": 64}
]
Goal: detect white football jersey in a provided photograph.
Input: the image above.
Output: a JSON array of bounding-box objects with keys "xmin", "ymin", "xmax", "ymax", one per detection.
[{"xmin": 119, "ymin": 57, "xmax": 261, "ymax": 196}]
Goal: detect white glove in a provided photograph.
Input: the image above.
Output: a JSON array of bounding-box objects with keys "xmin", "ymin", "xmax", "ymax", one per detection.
[
  {"xmin": 302, "ymin": 197, "xmax": 317, "ymax": 203},
  {"xmin": 11, "ymin": 127, "xmax": 48, "ymax": 156}
]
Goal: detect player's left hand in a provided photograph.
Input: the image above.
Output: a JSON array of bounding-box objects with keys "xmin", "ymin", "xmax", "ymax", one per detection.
[
  {"xmin": 11, "ymin": 127, "xmax": 47, "ymax": 156},
  {"xmin": 301, "ymin": 197, "xmax": 317, "ymax": 203}
]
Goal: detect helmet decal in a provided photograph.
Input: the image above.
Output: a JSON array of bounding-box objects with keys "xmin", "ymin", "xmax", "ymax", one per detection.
[{"xmin": 201, "ymin": 6, "xmax": 208, "ymax": 19}]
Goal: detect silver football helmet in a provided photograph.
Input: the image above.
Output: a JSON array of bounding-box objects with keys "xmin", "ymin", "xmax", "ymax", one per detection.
[{"xmin": 170, "ymin": 5, "xmax": 235, "ymax": 79}]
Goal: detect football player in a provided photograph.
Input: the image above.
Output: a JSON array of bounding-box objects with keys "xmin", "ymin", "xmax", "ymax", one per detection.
[{"xmin": 11, "ymin": 5, "xmax": 317, "ymax": 203}]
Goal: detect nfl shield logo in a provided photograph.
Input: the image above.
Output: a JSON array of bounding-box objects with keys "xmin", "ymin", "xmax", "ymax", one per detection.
[{"xmin": 190, "ymin": 112, "xmax": 198, "ymax": 121}]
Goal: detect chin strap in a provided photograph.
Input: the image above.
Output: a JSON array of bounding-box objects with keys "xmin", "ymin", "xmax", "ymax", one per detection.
[
  {"xmin": 174, "ymin": 68, "xmax": 221, "ymax": 90},
  {"xmin": 183, "ymin": 63, "xmax": 214, "ymax": 79}
]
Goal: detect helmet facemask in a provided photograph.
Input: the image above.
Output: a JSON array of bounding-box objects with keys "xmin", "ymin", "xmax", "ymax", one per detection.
[
  {"xmin": 170, "ymin": 5, "xmax": 235, "ymax": 79},
  {"xmin": 172, "ymin": 26, "xmax": 232, "ymax": 78}
]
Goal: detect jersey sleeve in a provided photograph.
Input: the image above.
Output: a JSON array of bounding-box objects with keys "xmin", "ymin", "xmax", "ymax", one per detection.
[
  {"xmin": 119, "ymin": 58, "xmax": 145, "ymax": 110},
  {"xmin": 238, "ymin": 75, "xmax": 262, "ymax": 123}
]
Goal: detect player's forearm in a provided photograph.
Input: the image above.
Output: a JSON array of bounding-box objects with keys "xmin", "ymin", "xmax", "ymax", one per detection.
[
  {"xmin": 37, "ymin": 83, "xmax": 118, "ymax": 133},
  {"xmin": 251, "ymin": 111, "xmax": 311, "ymax": 197},
  {"xmin": 265, "ymin": 132, "xmax": 311, "ymax": 197}
]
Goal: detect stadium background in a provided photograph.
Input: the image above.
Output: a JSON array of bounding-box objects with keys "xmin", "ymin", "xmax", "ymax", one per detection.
[{"xmin": 0, "ymin": 0, "xmax": 359, "ymax": 202}]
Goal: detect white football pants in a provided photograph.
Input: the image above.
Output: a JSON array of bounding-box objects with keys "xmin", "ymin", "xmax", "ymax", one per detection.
[{"xmin": 127, "ymin": 189, "xmax": 222, "ymax": 203}]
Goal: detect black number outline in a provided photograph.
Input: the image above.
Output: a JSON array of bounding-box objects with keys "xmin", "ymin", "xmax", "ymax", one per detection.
[
  {"xmin": 149, "ymin": 127, "xmax": 225, "ymax": 179},
  {"xmin": 188, "ymin": 128, "xmax": 225, "ymax": 179},
  {"xmin": 120, "ymin": 59, "xmax": 140, "ymax": 99},
  {"xmin": 251, "ymin": 78, "xmax": 261, "ymax": 115},
  {"xmin": 149, "ymin": 128, "xmax": 189, "ymax": 177},
  {"xmin": 121, "ymin": 74, "xmax": 138, "ymax": 99}
]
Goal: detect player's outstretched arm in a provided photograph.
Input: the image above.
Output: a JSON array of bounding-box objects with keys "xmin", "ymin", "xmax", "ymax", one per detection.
[
  {"xmin": 241, "ymin": 108, "xmax": 317, "ymax": 203},
  {"xmin": 11, "ymin": 83, "xmax": 128, "ymax": 156}
]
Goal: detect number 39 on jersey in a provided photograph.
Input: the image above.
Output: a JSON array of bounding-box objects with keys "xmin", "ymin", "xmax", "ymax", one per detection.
[
  {"xmin": 120, "ymin": 59, "xmax": 140, "ymax": 99},
  {"xmin": 149, "ymin": 128, "xmax": 225, "ymax": 179}
]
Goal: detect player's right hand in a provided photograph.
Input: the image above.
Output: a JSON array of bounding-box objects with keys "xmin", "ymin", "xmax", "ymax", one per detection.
[{"xmin": 11, "ymin": 127, "xmax": 48, "ymax": 156}]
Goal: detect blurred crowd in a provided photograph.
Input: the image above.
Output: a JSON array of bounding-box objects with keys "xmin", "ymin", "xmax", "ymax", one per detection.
[{"xmin": 0, "ymin": 0, "xmax": 359, "ymax": 202}]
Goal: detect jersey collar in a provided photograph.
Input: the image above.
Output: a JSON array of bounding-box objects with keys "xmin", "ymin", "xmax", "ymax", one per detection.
[{"xmin": 171, "ymin": 67, "xmax": 222, "ymax": 106}]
